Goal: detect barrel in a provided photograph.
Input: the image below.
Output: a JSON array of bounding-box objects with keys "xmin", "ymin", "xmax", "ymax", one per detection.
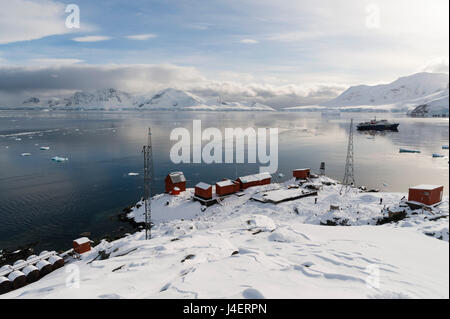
[
  {"xmin": 13, "ymin": 259, "xmax": 25, "ymax": 267},
  {"xmin": 36, "ymin": 260, "xmax": 53, "ymax": 277},
  {"xmin": 0, "ymin": 276, "xmax": 12, "ymax": 295},
  {"xmin": 48, "ymin": 255, "xmax": 65, "ymax": 269},
  {"xmin": 22, "ymin": 265, "xmax": 40, "ymax": 283},
  {"xmin": 7, "ymin": 271, "xmax": 27, "ymax": 289},
  {"xmin": 26, "ymin": 255, "xmax": 37, "ymax": 261}
]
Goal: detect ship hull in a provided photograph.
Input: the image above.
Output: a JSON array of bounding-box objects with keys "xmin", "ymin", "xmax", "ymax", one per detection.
[{"xmin": 357, "ymin": 123, "xmax": 399, "ymax": 131}]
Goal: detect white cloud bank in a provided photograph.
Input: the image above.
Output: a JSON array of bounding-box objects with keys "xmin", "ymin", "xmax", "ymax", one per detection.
[
  {"xmin": 0, "ymin": 64, "xmax": 345, "ymax": 108},
  {"xmin": 126, "ymin": 34, "xmax": 157, "ymax": 40}
]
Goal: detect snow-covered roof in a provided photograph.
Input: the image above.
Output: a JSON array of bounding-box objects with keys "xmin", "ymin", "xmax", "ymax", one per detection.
[
  {"xmin": 48, "ymin": 255, "xmax": 63, "ymax": 264},
  {"xmin": 168, "ymin": 172, "xmax": 186, "ymax": 183},
  {"xmin": 22, "ymin": 265, "xmax": 38, "ymax": 276},
  {"xmin": 195, "ymin": 182, "xmax": 211, "ymax": 190},
  {"xmin": 8, "ymin": 270, "xmax": 25, "ymax": 281},
  {"xmin": 74, "ymin": 237, "xmax": 90, "ymax": 245},
  {"xmin": 216, "ymin": 180, "xmax": 236, "ymax": 187},
  {"xmin": 410, "ymin": 184, "xmax": 443, "ymax": 191},
  {"xmin": 0, "ymin": 276, "xmax": 10, "ymax": 284},
  {"xmin": 36, "ymin": 260, "xmax": 51, "ymax": 270},
  {"xmin": 294, "ymin": 168, "xmax": 310, "ymax": 171},
  {"xmin": 238, "ymin": 172, "xmax": 271, "ymax": 183}
]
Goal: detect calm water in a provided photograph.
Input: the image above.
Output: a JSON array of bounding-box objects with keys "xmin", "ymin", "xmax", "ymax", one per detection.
[{"xmin": 0, "ymin": 110, "xmax": 448, "ymax": 252}]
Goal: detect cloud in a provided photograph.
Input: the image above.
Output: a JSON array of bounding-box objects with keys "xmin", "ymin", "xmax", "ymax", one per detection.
[
  {"xmin": 30, "ymin": 58, "xmax": 84, "ymax": 66},
  {"xmin": 0, "ymin": 64, "xmax": 345, "ymax": 108},
  {"xmin": 72, "ymin": 35, "xmax": 111, "ymax": 42},
  {"xmin": 422, "ymin": 58, "xmax": 449, "ymax": 74},
  {"xmin": 0, "ymin": 0, "xmax": 72, "ymax": 44},
  {"xmin": 240, "ymin": 39, "xmax": 259, "ymax": 44},
  {"xmin": 126, "ymin": 34, "xmax": 157, "ymax": 40}
]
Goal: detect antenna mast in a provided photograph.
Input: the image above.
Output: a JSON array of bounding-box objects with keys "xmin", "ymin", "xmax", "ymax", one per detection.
[
  {"xmin": 142, "ymin": 127, "xmax": 154, "ymax": 239},
  {"xmin": 341, "ymin": 119, "xmax": 355, "ymax": 194}
]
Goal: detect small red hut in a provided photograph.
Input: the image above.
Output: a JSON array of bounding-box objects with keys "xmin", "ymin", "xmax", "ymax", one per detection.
[
  {"xmin": 216, "ymin": 179, "xmax": 240, "ymax": 196},
  {"xmin": 236, "ymin": 172, "xmax": 271, "ymax": 190},
  {"xmin": 73, "ymin": 237, "xmax": 91, "ymax": 254},
  {"xmin": 408, "ymin": 185, "xmax": 444, "ymax": 206},
  {"xmin": 195, "ymin": 182, "xmax": 213, "ymax": 200},
  {"xmin": 165, "ymin": 172, "xmax": 186, "ymax": 193},
  {"xmin": 293, "ymin": 168, "xmax": 310, "ymax": 179}
]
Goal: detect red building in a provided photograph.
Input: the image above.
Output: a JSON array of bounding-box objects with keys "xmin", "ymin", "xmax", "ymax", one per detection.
[
  {"xmin": 293, "ymin": 168, "xmax": 310, "ymax": 179},
  {"xmin": 165, "ymin": 172, "xmax": 186, "ymax": 193},
  {"xmin": 195, "ymin": 182, "xmax": 213, "ymax": 199},
  {"xmin": 216, "ymin": 179, "xmax": 240, "ymax": 196},
  {"xmin": 73, "ymin": 237, "xmax": 91, "ymax": 254},
  {"xmin": 408, "ymin": 185, "xmax": 444, "ymax": 206},
  {"xmin": 236, "ymin": 172, "xmax": 271, "ymax": 190}
]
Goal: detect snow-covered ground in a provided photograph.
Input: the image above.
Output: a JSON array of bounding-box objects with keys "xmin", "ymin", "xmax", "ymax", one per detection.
[{"xmin": 2, "ymin": 177, "xmax": 448, "ymax": 299}]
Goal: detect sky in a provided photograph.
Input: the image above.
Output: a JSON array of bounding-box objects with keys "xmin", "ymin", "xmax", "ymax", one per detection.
[{"xmin": 0, "ymin": 0, "xmax": 448, "ymax": 106}]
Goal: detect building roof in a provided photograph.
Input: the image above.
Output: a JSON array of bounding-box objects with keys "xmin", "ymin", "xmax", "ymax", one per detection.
[
  {"xmin": 410, "ymin": 184, "xmax": 443, "ymax": 191},
  {"xmin": 168, "ymin": 171, "xmax": 186, "ymax": 183},
  {"xmin": 294, "ymin": 168, "xmax": 310, "ymax": 171},
  {"xmin": 195, "ymin": 182, "xmax": 211, "ymax": 190},
  {"xmin": 74, "ymin": 237, "xmax": 90, "ymax": 245},
  {"xmin": 216, "ymin": 179, "xmax": 236, "ymax": 187},
  {"xmin": 238, "ymin": 172, "xmax": 271, "ymax": 183}
]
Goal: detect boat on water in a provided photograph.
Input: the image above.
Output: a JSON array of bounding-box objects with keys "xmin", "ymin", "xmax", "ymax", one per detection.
[{"xmin": 356, "ymin": 118, "xmax": 399, "ymax": 131}]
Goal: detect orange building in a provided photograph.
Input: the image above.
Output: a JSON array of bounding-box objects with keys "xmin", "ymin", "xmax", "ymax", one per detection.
[
  {"xmin": 293, "ymin": 168, "xmax": 310, "ymax": 179},
  {"xmin": 73, "ymin": 237, "xmax": 91, "ymax": 254},
  {"xmin": 216, "ymin": 179, "xmax": 240, "ymax": 196},
  {"xmin": 195, "ymin": 182, "xmax": 213, "ymax": 200},
  {"xmin": 236, "ymin": 173, "xmax": 271, "ymax": 190},
  {"xmin": 408, "ymin": 185, "xmax": 444, "ymax": 206},
  {"xmin": 165, "ymin": 172, "xmax": 186, "ymax": 193}
]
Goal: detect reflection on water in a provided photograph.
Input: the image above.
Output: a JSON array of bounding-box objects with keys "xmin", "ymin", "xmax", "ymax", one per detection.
[{"xmin": 0, "ymin": 111, "xmax": 448, "ymax": 251}]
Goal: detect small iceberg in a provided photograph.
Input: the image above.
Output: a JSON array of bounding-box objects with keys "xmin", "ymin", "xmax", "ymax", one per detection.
[
  {"xmin": 432, "ymin": 153, "xmax": 445, "ymax": 158},
  {"xmin": 278, "ymin": 173, "xmax": 284, "ymax": 178},
  {"xmin": 443, "ymin": 145, "xmax": 449, "ymax": 150},
  {"xmin": 51, "ymin": 156, "xmax": 68, "ymax": 162},
  {"xmin": 399, "ymin": 148, "xmax": 421, "ymax": 153},
  {"xmin": 128, "ymin": 172, "xmax": 140, "ymax": 176},
  {"xmin": 40, "ymin": 146, "xmax": 50, "ymax": 150},
  {"xmin": 21, "ymin": 153, "xmax": 31, "ymax": 156}
]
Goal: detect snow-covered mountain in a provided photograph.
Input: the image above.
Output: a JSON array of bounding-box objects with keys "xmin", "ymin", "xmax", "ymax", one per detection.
[
  {"xmin": 322, "ymin": 72, "xmax": 449, "ymax": 112},
  {"xmin": 14, "ymin": 88, "xmax": 274, "ymax": 111},
  {"xmin": 135, "ymin": 88, "xmax": 206, "ymax": 109}
]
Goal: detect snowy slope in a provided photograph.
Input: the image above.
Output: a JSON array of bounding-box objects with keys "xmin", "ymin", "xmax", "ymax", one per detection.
[
  {"xmin": 407, "ymin": 89, "xmax": 449, "ymax": 117},
  {"xmin": 135, "ymin": 88, "xmax": 206, "ymax": 109},
  {"xmin": 322, "ymin": 72, "xmax": 449, "ymax": 112},
  {"xmin": 2, "ymin": 177, "xmax": 448, "ymax": 299}
]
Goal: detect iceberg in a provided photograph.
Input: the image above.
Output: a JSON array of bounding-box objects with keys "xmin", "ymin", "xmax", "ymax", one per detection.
[
  {"xmin": 51, "ymin": 156, "xmax": 68, "ymax": 162},
  {"xmin": 21, "ymin": 153, "xmax": 31, "ymax": 156},
  {"xmin": 40, "ymin": 146, "xmax": 50, "ymax": 150},
  {"xmin": 128, "ymin": 172, "xmax": 140, "ymax": 176}
]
